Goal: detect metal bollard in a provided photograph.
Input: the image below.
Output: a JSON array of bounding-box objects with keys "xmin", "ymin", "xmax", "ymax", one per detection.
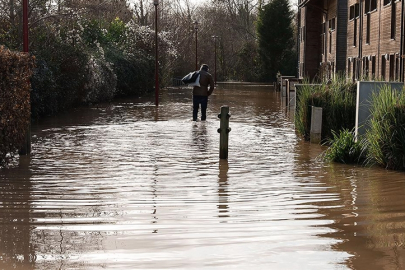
[{"xmin": 217, "ymin": 106, "xmax": 231, "ymax": 159}]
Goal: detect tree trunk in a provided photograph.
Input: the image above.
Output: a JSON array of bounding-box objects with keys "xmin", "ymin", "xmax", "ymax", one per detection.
[{"xmin": 9, "ymin": 0, "xmax": 15, "ymax": 23}]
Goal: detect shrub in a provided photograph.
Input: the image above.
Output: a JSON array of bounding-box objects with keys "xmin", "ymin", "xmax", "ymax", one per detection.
[
  {"xmin": 295, "ymin": 76, "xmax": 357, "ymax": 141},
  {"xmin": 82, "ymin": 19, "xmax": 108, "ymax": 46},
  {"xmin": 364, "ymin": 86, "xmax": 405, "ymax": 170},
  {"xmin": 0, "ymin": 46, "xmax": 35, "ymax": 167},
  {"xmin": 322, "ymin": 129, "xmax": 365, "ymax": 164},
  {"xmin": 10, "ymin": 16, "xmax": 158, "ymax": 119},
  {"xmin": 83, "ymin": 55, "xmax": 117, "ymax": 103},
  {"xmin": 105, "ymin": 47, "xmax": 154, "ymax": 97},
  {"xmin": 31, "ymin": 39, "xmax": 88, "ymax": 117},
  {"xmin": 30, "ymin": 59, "xmax": 58, "ymax": 118}
]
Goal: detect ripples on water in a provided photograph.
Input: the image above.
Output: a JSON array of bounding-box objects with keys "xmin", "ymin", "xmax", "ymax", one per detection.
[{"xmin": 1, "ymin": 86, "xmax": 405, "ymax": 269}]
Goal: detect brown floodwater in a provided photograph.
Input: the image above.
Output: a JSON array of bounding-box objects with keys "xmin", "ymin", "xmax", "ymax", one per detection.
[{"xmin": 1, "ymin": 84, "xmax": 405, "ymax": 270}]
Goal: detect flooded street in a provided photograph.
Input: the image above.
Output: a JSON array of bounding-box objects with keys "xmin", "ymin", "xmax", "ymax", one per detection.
[{"xmin": 2, "ymin": 85, "xmax": 405, "ymax": 269}]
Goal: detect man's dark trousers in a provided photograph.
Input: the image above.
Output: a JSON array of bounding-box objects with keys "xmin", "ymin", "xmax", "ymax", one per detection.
[{"xmin": 193, "ymin": 95, "xmax": 208, "ymax": 121}]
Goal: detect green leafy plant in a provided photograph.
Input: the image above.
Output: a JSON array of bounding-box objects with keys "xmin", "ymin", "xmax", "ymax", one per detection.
[{"xmin": 322, "ymin": 129, "xmax": 365, "ymax": 164}]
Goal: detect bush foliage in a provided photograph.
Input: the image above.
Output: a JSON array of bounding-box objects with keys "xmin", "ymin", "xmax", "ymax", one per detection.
[
  {"xmin": 322, "ymin": 129, "xmax": 365, "ymax": 164},
  {"xmin": 295, "ymin": 76, "xmax": 357, "ymax": 142},
  {"xmin": 364, "ymin": 86, "xmax": 405, "ymax": 170},
  {"xmin": 26, "ymin": 17, "xmax": 156, "ymax": 119},
  {"xmin": 316, "ymin": 83, "xmax": 405, "ymax": 170},
  {"xmin": 0, "ymin": 46, "xmax": 34, "ymax": 166}
]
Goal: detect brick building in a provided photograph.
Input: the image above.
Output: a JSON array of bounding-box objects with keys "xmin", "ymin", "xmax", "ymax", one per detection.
[{"xmin": 298, "ymin": 0, "xmax": 405, "ymax": 82}]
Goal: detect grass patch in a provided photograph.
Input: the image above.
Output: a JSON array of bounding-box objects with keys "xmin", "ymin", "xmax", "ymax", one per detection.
[
  {"xmin": 295, "ymin": 76, "xmax": 357, "ymax": 141},
  {"xmin": 364, "ymin": 85, "xmax": 405, "ymax": 170}
]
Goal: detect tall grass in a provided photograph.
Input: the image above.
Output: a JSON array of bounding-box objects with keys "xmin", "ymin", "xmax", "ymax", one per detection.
[
  {"xmin": 295, "ymin": 76, "xmax": 357, "ymax": 141},
  {"xmin": 322, "ymin": 129, "xmax": 365, "ymax": 164},
  {"xmin": 364, "ymin": 85, "xmax": 405, "ymax": 170}
]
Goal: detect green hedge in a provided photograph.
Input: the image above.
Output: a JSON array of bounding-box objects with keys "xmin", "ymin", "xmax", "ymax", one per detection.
[
  {"xmin": 0, "ymin": 46, "xmax": 34, "ymax": 167},
  {"xmin": 29, "ymin": 19, "xmax": 154, "ymax": 119},
  {"xmin": 30, "ymin": 37, "xmax": 89, "ymax": 118}
]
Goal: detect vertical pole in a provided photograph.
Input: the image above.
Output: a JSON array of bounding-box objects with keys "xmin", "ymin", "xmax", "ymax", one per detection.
[
  {"xmin": 23, "ymin": 0, "xmax": 28, "ymax": 53},
  {"xmin": 20, "ymin": 0, "xmax": 30, "ymax": 155},
  {"xmin": 154, "ymin": 2, "xmax": 159, "ymax": 106},
  {"xmin": 217, "ymin": 106, "xmax": 231, "ymax": 159}
]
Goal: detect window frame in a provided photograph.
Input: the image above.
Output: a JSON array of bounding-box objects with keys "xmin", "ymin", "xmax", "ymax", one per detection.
[
  {"xmin": 349, "ymin": 5, "xmax": 355, "ymax": 20},
  {"xmin": 365, "ymin": 0, "xmax": 377, "ymax": 13},
  {"xmin": 390, "ymin": 1, "xmax": 396, "ymax": 39},
  {"xmin": 366, "ymin": 13, "xmax": 371, "ymax": 44}
]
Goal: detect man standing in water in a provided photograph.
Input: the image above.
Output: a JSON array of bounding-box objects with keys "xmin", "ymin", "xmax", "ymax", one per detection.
[{"xmin": 193, "ymin": 64, "xmax": 215, "ymax": 121}]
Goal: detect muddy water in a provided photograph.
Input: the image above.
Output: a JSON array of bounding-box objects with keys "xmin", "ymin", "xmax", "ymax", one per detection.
[{"xmin": 1, "ymin": 85, "xmax": 405, "ymax": 270}]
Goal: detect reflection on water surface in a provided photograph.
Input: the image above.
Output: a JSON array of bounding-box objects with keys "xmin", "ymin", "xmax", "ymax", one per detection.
[{"xmin": 1, "ymin": 85, "xmax": 405, "ymax": 269}]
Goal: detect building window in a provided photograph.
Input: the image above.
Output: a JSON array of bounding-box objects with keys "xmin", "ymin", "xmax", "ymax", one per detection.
[
  {"xmin": 348, "ymin": 59, "xmax": 352, "ymax": 79},
  {"xmin": 395, "ymin": 54, "xmax": 400, "ymax": 81},
  {"xmin": 363, "ymin": 57, "xmax": 370, "ymax": 78},
  {"xmin": 353, "ymin": 59, "xmax": 357, "ymax": 81},
  {"xmin": 371, "ymin": 56, "xmax": 376, "ymax": 79},
  {"xmin": 366, "ymin": 14, "xmax": 371, "ymax": 44},
  {"xmin": 382, "ymin": 56, "xmax": 386, "ymax": 80},
  {"xmin": 365, "ymin": 0, "xmax": 377, "ymax": 13},
  {"xmin": 350, "ymin": 5, "xmax": 355, "ymax": 20},
  {"xmin": 371, "ymin": 0, "xmax": 377, "ymax": 11},
  {"xmin": 384, "ymin": 0, "xmax": 391, "ymax": 6},
  {"xmin": 350, "ymin": 4, "xmax": 360, "ymax": 47},
  {"xmin": 391, "ymin": 1, "xmax": 396, "ymax": 39},
  {"xmin": 354, "ymin": 18, "xmax": 357, "ymax": 47},
  {"xmin": 350, "ymin": 4, "xmax": 360, "ymax": 20},
  {"xmin": 329, "ymin": 18, "xmax": 336, "ymax": 31},
  {"xmin": 329, "ymin": 31, "xmax": 332, "ymax": 53},
  {"xmin": 328, "ymin": 18, "xmax": 335, "ymax": 54},
  {"xmin": 389, "ymin": 54, "xmax": 395, "ymax": 80},
  {"xmin": 321, "ymin": 22, "xmax": 326, "ymax": 55}
]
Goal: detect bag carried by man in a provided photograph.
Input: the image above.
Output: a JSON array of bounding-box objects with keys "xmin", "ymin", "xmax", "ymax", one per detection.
[{"xmin": 181, "ymin": 71, "xmax": 200, "ymax": 87}]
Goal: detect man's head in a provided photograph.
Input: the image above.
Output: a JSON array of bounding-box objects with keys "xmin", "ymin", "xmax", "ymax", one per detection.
[{"xmin": 200, "ymin": 64, "xmax": 209, "ymax": 72}]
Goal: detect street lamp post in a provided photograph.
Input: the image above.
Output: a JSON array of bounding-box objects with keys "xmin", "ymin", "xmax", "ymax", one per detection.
[
  {"xmin": 194, "ymin": 21, "xmax": 198, "ymax": 70},
  {"xmin": 20, "ymin": 0, "xmax": 30, "ymax": 155},
  {"xmin": 212, "ymin": 35, "xmax": 219, "ymax": 84},
  {"xmin": 154, "ymin": 0, "xmax": 159, "ymax": 106},
  {"xmin": 23, "ymin": 0, "xmax": 29, "ymax": 53}
]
